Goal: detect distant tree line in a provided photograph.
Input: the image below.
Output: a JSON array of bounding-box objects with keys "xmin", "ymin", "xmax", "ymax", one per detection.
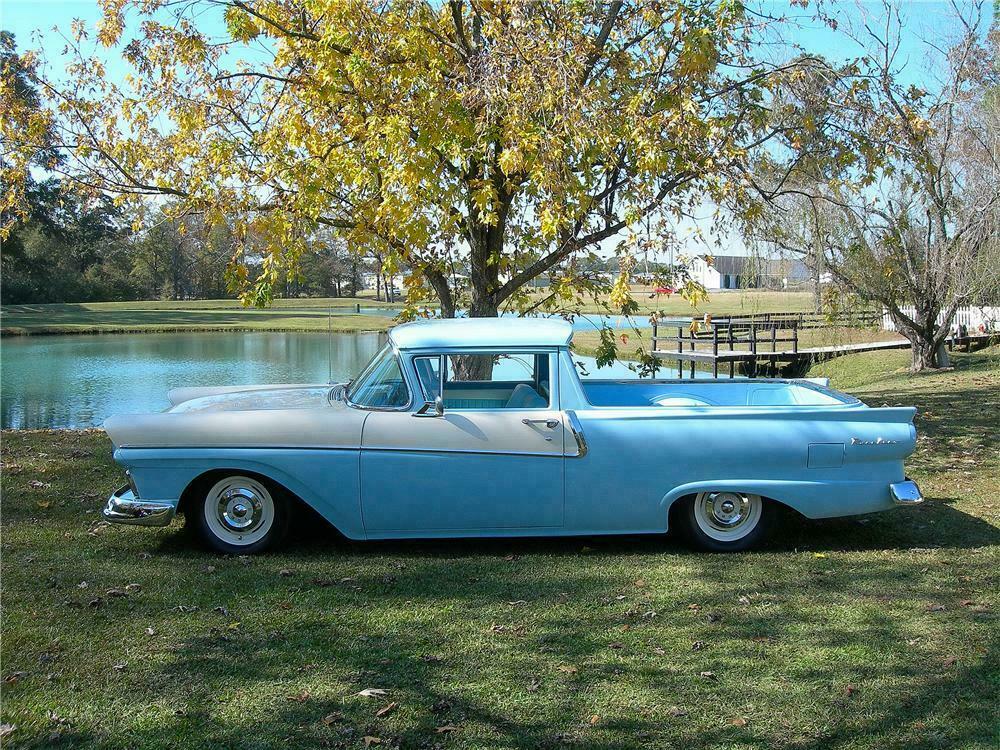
[{"xmin": 0, "ymin": 182, "xmax": 388, "ymax": 304}]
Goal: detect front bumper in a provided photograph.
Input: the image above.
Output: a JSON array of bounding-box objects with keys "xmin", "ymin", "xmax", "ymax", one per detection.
[
  {"xmin": 103, "ymin": 485, "xmax": 176, "ymax": 527},
  {"xmin": 889, "ymin": 479, "xmax": 924, "ymax": 506}
]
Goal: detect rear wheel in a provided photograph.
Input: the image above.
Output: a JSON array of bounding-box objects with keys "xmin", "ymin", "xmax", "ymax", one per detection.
[
  {"xmin": 191, "ymin": 475, "xmax": 289, "ymax": 554},
  {"xmin": 676, "ymin": 491, "xmax": 773, "ymax": 552}
]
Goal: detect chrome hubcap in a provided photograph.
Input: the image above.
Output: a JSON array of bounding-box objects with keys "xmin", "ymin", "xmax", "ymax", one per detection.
[
  {"xmin": 693, "ymin": 491, "xmax": 762, "ymax": 541},
  {"xmin": 706, "ymin": 492, "xmax": 750, "ymax": 529},
  {"xmin": 217, "ymin": 487, "xmax": 264, "ymax": 533}
]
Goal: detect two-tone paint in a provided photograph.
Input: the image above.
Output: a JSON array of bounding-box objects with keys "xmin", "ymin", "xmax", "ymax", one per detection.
[{"xmin": 103, "ymin": 318, "xmax": 923, "ymax": 540}]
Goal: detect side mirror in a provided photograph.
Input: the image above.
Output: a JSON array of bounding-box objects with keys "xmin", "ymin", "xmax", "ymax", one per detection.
[{"xmin": 415, "ymin": 395, "xmax": 444, "ymax": 418}]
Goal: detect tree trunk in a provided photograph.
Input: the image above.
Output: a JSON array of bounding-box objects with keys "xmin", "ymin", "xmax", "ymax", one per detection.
[
  {"xmin": 890, "ymin": 304, "xmax": 952, "ymax": 371},
  {"xmin": 910, "ymin": 337, "xmax": 950, "ymax": 370}
]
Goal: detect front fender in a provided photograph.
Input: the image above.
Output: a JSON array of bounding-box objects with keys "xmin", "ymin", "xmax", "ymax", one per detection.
[{"xmin": 114, "ymin": 448, "xmax": 365, "ymax": 539}]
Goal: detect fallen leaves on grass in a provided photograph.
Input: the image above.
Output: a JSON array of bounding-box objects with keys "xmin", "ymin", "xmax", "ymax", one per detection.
[
  {"xmin": 286, "ymin": 690, "xmax": 311, "ymax": 703},
  {"xmin": 699, "ymin": 671, "xmax": 717, "ymax": 680},
  {"xmin": 942, "ymin": 656, "xmax": 958, "ymax": 668},
  {"xmin": 926, "ymin": 604, "xmax": 946, "ymax": 612},
  {"xmin": 28, "ymin": 480, "xmax": 50, "ymax": 489},
  {"xmin": 3, "ymin": 672, "xmax": 28, "ymax": 685},
  {"xmin": 730, "ymin": 717, "xmax": 749, "ymax": 727},
  {"xmin": 320, "ymin": 712, "xmax": 344, "ymax": 726},
  {"xmin": 357, "ymin": 688, "xmax": 390, "ymax": 699},
  {"xmin": 557, "ymin": 665, "xmax": 579, "ymax": 675},
  {"xmin": 375, "ymin": 702, "xmax": 398, "ymax": 718},
  {"xmin": 668, "ymin": 706, "xmax": 689, "ymax": 718},
  {"xmin": 0, "ymin": 724, "xmax": 15, "ymax": 739},
  {"xmin": 435, "ymin": 724, "xmax": 460, "ymax": 734},
  {"xmin": 363, "ymin": 736, "xmax": 382, "ymax": 746}
]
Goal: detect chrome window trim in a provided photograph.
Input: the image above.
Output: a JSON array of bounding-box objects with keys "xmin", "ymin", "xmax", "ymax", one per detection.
[{"xmin": 405, "ymin": 348, "xmax": 558, "ymax": 412}]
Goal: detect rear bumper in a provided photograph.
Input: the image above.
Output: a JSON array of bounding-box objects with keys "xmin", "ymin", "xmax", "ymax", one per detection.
[
  {"xmin": 102, "ymin": 486, "xmax": 176, "ymax": 527},
  {"xmin": 889, "ymin": 479, "xmax": 924, "ymax": 506}
]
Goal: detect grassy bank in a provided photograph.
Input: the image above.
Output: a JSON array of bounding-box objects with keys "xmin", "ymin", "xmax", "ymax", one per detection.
[
  {"xmin": 1, "ymin": 290, "xmax": 812, "ymax": 336},
  {"xmin": 2, "ymin": 349, "xmax": 998, "ymax": 748},
  {"xmin": 0, "ymin": 296, "xmax": 400, "ymax": 336}
]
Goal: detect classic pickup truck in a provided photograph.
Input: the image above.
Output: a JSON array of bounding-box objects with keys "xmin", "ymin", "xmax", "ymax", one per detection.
[{"xmin": 103, "ymin": 318, "xmax": 923, "ymax": 553}]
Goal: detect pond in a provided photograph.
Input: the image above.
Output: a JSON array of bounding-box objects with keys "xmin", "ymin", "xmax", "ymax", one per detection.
[
  {"xmin": 1, "ymin": 331, "xmax": 696, "ymax": 429},
  {"xmin": 354, "ymin": 306, "xmax": 664, "ymax": 331}
]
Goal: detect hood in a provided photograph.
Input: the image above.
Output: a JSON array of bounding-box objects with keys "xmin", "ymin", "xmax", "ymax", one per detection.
[{"xmin": 167, "ymin": 385, "xmax": 343, "ymax": 414}]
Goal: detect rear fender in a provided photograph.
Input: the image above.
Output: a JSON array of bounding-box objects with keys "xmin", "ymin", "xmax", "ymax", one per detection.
[{"xmin": 660, "ymin": 478, "xmax": 899, "ymax": 523}]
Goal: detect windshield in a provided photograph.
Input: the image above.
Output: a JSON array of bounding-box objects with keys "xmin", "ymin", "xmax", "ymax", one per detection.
[{"xmin": 346, "ymin": 345, "xmax": 409, "ymax": 409}]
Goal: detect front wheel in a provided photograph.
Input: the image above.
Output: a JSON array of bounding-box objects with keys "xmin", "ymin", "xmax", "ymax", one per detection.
[
  {"xmin": 191, "ymin": 475, "xmax": 289, "ymax": 554},
  {"xmin": 675, "ymin": 491, "xmax": 774, "ymax": 552}
]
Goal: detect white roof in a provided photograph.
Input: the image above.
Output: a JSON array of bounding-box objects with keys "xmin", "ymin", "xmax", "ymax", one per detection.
[{"xmin": 389, "ymin": 317, "xmax": 573, "ymax": 350}]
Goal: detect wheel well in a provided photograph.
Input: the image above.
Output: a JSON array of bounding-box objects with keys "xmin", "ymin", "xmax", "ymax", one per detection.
[
  {"xmin": 175, "ymin": 469, "xmax": 342, "ymax": 538},
  {"xmin": 667, "ymin": 491, "xmax": 802, "ymax": 527},
  {"xmin": 177, "ymin": 470, "xmax": 292, "ymax": 516}
]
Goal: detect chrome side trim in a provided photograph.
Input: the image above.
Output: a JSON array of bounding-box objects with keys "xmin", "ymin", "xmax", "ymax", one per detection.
[
  {"xmin": 102, "ymin": 486, "xmax": 176, "ymax": 527},
  {"xmin": 565, "ymin": 410, "xmax": 588, "ymax": 458},
  {"xmin": 361, "ymin": 446, "xmax": 563, "ymax": 458},
  {"xmin": 889, "ymin": 479, "xmax": 923, "ymax": 505}
]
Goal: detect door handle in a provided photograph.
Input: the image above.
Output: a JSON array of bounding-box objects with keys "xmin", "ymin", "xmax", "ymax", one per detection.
[{"xmin": 522, "ymin": 418, "xmax": 559, "ymax": 429}]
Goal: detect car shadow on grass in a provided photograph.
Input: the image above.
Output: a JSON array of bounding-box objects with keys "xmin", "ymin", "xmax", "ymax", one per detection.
[{"xmin": 252, "ymin": 496, "xmax": 999, "ymax": 562}]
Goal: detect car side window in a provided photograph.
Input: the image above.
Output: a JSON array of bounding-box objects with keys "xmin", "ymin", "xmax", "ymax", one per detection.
[{"xmin": 413, "ymin": 352, "xmax": 551, "ymax": 410}]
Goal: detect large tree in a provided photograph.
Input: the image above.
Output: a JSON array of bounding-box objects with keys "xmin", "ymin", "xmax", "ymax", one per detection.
[
  {"xmin": 755, "ymin": 1, "xmax": 1000, "ymax": 370},
  {"xmin": 14, "ymin": 0, "xmax": 787, "ymax": 316}
]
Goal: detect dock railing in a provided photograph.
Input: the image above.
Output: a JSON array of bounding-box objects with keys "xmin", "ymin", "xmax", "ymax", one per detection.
[{"xmin": 650, "ymin": 310, "xmax": 881, "ymax": 378}]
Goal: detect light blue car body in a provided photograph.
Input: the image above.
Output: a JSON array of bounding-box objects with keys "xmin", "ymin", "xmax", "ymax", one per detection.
[{"xmin": 103, "ymin": 318, "xmax": 920, "ymax": 538}]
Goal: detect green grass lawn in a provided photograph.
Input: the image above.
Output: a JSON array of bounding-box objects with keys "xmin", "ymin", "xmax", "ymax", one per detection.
[
  {"xmin": 0, "ymin": 295, "xmax": 401, "ymax": 336},
  {"xmin": 1, "ymin": 290, "xmax": 813, "ymax": 336},
  {"xmin": 1, "ymin": 349, "xmax": 998, "ymax": 749}
]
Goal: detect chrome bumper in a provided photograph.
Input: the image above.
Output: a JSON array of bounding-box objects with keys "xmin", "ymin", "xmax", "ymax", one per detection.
[
  {"xmin": 103, "ymin": 486, "xmax": 176, "ymax": 527},
  {"xmin": 889, "ymin": 479, "xmax": 924, "ymax": 506}
]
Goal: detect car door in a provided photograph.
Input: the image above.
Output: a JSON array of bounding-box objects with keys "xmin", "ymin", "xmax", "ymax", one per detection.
[{"xmin": 360, "ymin": 350, "xmax": 566, "ymax": 534}]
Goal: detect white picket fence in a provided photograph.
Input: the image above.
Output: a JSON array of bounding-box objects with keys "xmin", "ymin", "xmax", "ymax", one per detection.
[{"xmin": 882, "ymin": 305, "xmax": 1000, "ymax": 333}]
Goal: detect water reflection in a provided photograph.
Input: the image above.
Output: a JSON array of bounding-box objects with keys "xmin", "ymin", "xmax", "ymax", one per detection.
[{"xmin": 1, "ymin": 330, "xmax": 699, "ymax": 429}]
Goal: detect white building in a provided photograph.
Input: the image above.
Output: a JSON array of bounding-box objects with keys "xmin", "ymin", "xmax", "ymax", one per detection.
[{"xmin": 689, "ymin": 255, "xmax": 813, "ymax": 290}]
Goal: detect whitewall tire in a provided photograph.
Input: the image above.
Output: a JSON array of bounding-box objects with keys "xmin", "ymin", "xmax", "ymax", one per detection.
[
  {"xmin": 677, "ymin": 491, "xmax": 774, "ymax": 552},
  {"xmin": 192, "ymin": 474, "xmax": 288, "ymax": 554}
]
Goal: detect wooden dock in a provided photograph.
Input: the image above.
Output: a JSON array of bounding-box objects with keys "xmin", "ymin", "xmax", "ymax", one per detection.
[{"xmin": 650, "ymin": 313, "xmax": 995, "ymax": 378}]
